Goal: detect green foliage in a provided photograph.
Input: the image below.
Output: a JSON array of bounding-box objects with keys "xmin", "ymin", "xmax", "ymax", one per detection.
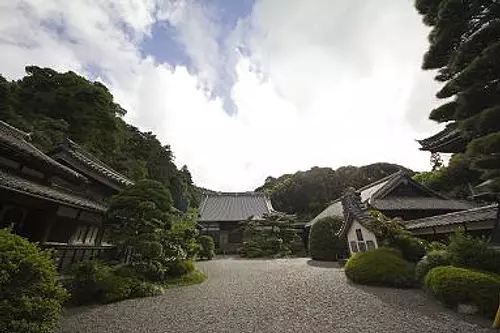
[
  {"xmin": 0, "ymin": 229, "xmax": 69, "ymax": 333},
  {"xmin": 412, "ymin": 154, "xmax": 482, "ymax": 199},
  {"xmin": 198, "ymin": 235, "xmax": 215, "ymax": 260},
  {"xmin": 425, "ymin": 266, "xmax": 500, "ymax": 318},
  {"xmin": 0, "ymin": 67, "xmax": 200, "ymax": 211},
  {"xmin": 448, "ymin": 230, "xmax": 500, "ymax": 274},
  {"xmin": 308, "ymin": 216, "xmax": 344, "ymax": 261},
  {"xmin": 344, "ymin": 248, "xmax": 415, "ymax": 288},
  {"xmin": 415, "ymin": 250, "xmax": 451, "ymax": 282},
  {"xmin": 166, "ymin": 259, "xmax": 195, "ymax": 277},
  {"xmin": 391, "ymin": 233, "xmax": 427, "ymax": 263},
  {"xmin": 415, "ymin": 0, "xmax": 500, "ymax": 191},
  {"xmin": 424, "ymin": 241, "xmax": 447, "ymax": 252},
  {"xmin": 238, "ymin": 215, "xmax": 305, "ymax": 258},
  {"xmin": 256, "ymin": 163, "xmax": 410, "ymax": 217},
  {"xmin": 163, "ymin": 270, "xmax": 207, "ymax": 287},
  {"xmin": 69, "ymin": 261, "xmax": 162, "ymax": 304},
  {"xmin": 105, "ymin": 180, "xmax": 173, "ymax": 247}
]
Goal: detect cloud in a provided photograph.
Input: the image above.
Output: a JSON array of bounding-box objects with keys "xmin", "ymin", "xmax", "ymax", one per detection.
[{"xmin": 0, "ymin": 0, "xmax": 444, "ymax": 191}]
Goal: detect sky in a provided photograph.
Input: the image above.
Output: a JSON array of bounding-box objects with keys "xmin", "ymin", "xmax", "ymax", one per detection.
[{"xmin": 0, "ymin": 0, "xmax": 446, "ymax": 191}]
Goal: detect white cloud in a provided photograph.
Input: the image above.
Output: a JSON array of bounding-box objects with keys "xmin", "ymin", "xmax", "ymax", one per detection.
[{"xmin": 0, "ymin": 0, "xmax": 445, "ymax": 191}]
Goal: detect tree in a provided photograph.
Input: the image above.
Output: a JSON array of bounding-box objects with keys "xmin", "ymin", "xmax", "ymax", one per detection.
[
  {"xmin": 415, "ymin": 0, "xmax": 500, "ymax": 191},
  {"xmin": 430, "ymin": 152, "xmax": 443, "ymax": 171},
  {"xmin": 255, "ymin": 163, "xmax": 409, "ymax": 218},
  {"xmin": 0, "ymin": 66, "xmax": 200, "ymax": 211},
  {"xmin": 105, "ymin": 180, "xmax": 173, "ymax": 247}
]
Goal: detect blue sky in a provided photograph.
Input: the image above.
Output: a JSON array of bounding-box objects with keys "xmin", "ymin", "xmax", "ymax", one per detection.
[{"xmin": 0, "ymin": 0, "xmax": 443, "ymax": 191}]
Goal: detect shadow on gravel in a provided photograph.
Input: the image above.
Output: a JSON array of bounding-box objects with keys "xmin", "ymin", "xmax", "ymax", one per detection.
[
  {"xmin": 350, "ymin": 283, "xmax": 493, "ymax": 329},
  {"xmin": 306, "ymin": 260, "xmax": 341, "ymax": 269}
]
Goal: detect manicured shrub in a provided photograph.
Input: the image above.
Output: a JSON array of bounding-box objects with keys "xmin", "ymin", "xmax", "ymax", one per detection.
[
  {"xmin": 344, "ymin": 247, "xmax": 415, "ymax": 288},
  {"xmin": 166, "ymin": 259, "xmax": 195, "ymax": 277},
  {"xmin": 130, "ymin": 281, "xmax": 164, "ymax": 298},
  {"xmin": 448, "ymin": 231, "xmax": 500, "ymax": 274},
  {"xmin": 415, "ymin": 250, "xmax": 451, "ymax": 282},
  {"xmin": 69, "ymin": 260, "xmax": 157, "ymax": 304},
  {"xmin": 391, "ymin": 233, "xmax": 427, "ymax": 263},
  {"xmin": 0, "ymin": 229, "xmax": 69, "ymax": 333},
  {"xmin": 308, "ymin": 217, "xmax": 344, "ymax": 261},
  {"xmin": 425, "ymin": 266, "xmax": 500, "ymax": 318},
  {"xmin": 425, "ymin": 241, "xmax": 447, "ymax": 252},
  {"xmin": 198, "ymin": 235, "xmax": 215, "ymax": 260},
  {"xmin": 132, "ymin": 260, "xmax": 167, "ymax": 282}
]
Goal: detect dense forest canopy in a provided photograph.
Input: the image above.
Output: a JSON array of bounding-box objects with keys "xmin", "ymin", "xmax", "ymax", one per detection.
[
  {"xmin": 256, "ymin": 163, "xmax": 410, "ymax": 219},
  {"xmin": 415, "ymin": 0, "xmax": 500, "ymax": 192},
  {"xmin": 0, "ymin": 66, "xmax": 200, "ymax": 211}
]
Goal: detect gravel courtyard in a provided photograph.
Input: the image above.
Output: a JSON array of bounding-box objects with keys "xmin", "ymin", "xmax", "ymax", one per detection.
[{"xmin": 56, "ymin": 258, "xmax": 494, "ymax": 333}]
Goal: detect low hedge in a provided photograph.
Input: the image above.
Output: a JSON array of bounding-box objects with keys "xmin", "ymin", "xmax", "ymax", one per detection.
[
  {"xmin": 425, "ymin": 266, "xmax": 500, "ymax": 318},
  {"xmin": 69, "ymin": 261, "xmax": 162, "ymax": 305},
  {"xmin": 415, "ymin": 250, "xmax": 451, "ymax": 282},
  {"xmin": 166, "ymin": 259, "xmax": 195, "ymax": 277},
  {"xmin": 391, "ymin": 234, "xmax": 427, "ymax": 263},
  {"xmin": 0, "ymin": 229, "xmax": 69, "ymax": 333},
  {"xmin": 344, "ymin": 247, "xmax": 415, "ymax": 288},
  {"xmin": 448, "ymin": 231, "xmax": 500, "ymax": 274}
]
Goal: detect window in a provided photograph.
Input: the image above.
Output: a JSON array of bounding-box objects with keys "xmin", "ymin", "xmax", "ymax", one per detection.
[
  {"xmin": 355, "ymin": 228, "xmax": 364, "ymax": 241},
  {"xmin": 366, "ymin": 240, "xmax": 376, "ymax": 251},
  {"xmin": 358, "ymin": 242, "xmax": 367, "ymax": 252},
  {"xmin": 350, "ymin": 241, "xmax": 359, "ymax": 253}
]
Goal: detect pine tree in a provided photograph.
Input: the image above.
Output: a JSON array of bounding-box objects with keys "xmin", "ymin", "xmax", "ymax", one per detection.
[{"xmin": 415, "ymin": 0, "xmax": 500, "ymax": 191}]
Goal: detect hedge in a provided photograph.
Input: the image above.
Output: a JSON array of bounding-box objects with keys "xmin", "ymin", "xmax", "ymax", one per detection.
[
  {"xmin": 448, "ymin": 231, "xmax": 500, "ymax": 274},
  {"xmin": 344, "ymin": 247, "xmax": 415, "ymax": 288},
  {"xmin": 0, "ymin": 229, "xmax": 69, "ymax": 333},
  {"xmin": 308, "ymin": 217, "xmax": 344, "ymax": 261},
  {"xmin": 425, "ymin": 266, "xmax": 500, "ymax": 318},
  {"xmin": 415, "ymin": 250, "xmax": 451, "ymax": 282}
]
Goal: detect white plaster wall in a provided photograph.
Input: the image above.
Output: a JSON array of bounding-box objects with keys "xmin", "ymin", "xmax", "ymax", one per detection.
[{"xmin": 347, "ymin": 220, "xmax": 378, "ymax": 254}]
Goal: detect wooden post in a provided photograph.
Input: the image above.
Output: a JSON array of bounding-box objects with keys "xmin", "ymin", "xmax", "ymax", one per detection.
[
  {"xmin": 493, "ymin": 294, "xmax": 500, "ymax": 329},
  {"xmin": 40, "ymin": 213, "xmax": 56, "ymax": 244},
  {"xmin": 490, "ymin": 194, "xmax": 500, "ymax": 245}
]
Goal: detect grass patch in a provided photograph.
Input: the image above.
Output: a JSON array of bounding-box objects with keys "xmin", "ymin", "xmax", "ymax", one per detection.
[{"xmin": 163, "ymin": 270, "xmax": 207, "ymax": 288}]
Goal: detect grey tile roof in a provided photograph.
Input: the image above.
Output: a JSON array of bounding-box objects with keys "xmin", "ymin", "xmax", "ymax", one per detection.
[
  {"xmin": 371, "ymin": 197, "xmax": 475, "ymax": 211},
  {"xmin": 417, "ymin": 124, "xmax": 468, "ymax": 153},
  {"xmin": 405, "ymin": 204, "xmax": 498, "ymax": 230},
  {"xmin": 51, "ymin": 139, "xmax": 133, "ymax": 189},
  {"xmin": 306, "ymin": 170, "xmax": 477, "ymax": 228},
  {"xmin": 198, "ymin": 192, "xmax": 274, "ymax": 222},
  {"xmin": 0, "ymin": 121, "xmax": 85, "ymax": 183},
  {"xmin": 0, "ymin": 169, "xmax": 106, "ymax": 212}
]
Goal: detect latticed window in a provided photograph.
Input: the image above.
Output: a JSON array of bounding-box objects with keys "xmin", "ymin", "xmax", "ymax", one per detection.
[
  {"xmin": 350, "ymin": 241, "xmax": 359, "ymax": 252},
  {"xmin": 355, "ymin": 228, "xmax": 364, "ymax": 241}
]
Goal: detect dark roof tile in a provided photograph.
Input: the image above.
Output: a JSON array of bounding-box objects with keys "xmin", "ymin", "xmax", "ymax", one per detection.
[
  {"xmin": 198, "ymin": 192, "xmax": 274, "ymax": 222},
  {"xmin": 0, "ymin": 169, "xmax": 106, "ymax": 212}
]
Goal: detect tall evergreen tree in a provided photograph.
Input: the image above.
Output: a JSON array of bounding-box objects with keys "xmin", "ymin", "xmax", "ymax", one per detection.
[{"xmin": 415, "ymin": 0, "xmax": 500, "ymax": 191}]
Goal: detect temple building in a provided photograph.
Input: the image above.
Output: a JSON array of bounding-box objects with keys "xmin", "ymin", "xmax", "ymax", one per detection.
[
  {"xmin": 0, "ymin": 120, "xmax": 132, "ymax": 270},
  {"xmin": 197, "ymin": 192, "xmax": 278, "ymax": 253},
  {"xmin": 305, "ymin": 171, "xmax": 476, "ymax": 253}
]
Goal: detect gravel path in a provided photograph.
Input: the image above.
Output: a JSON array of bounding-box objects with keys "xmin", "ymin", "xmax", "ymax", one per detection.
[{"xmin": 56, "ymin": 258, "xmax": 494, "ymax": 333}]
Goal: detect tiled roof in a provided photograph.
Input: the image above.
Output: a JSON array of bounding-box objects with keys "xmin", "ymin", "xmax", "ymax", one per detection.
[
  {"xmin": 0, "ymin": 169, "xmax": 106, "ymax": 212},
  {"xmin": 417, "ymin": 124, "xmax": 468, "ymax": 153},
  {"xmin": 51, "ymin": 139, "xmax": 133, "ymax": 189},
  {"xmin": 198, "ymin": 192, "xmax": 274, "ymax": 222},
  {"xmin": 371, "ymin": 197, "xmax": 475, "ymax": 211},
  {"xmin": 405, "ymin": 204, "xmax": 498, "ymax": 230},
  {"xmin": 339, "ymin": 187, "xmax": 375, "ymax": 236},
  {"xmin": 306, "ymin": 170, "xmax": 477, "ymax": 227},
  {"xmin": 0, "ymin": 121, "xmax": 85, "ymax": 183}
]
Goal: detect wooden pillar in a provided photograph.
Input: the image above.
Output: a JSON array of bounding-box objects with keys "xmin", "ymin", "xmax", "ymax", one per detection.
[
  {"xmin": 490, "ymin": 194, "xmax": 500, "ymax": 245},
  {"xmin": 40, "ymin": 212, "xmax": 56, "ymax": 244}
]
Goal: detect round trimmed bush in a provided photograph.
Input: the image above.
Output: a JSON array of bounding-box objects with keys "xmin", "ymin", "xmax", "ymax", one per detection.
[
  {"xmin": 415, "ymin": 250, "xmax": 451, "ymax": 282},
  {"xmin": 0, "ymin": 229, "xmax": 69, "ymax": 333},
  {"xmin": 344, "ymin": 247, "xmax": 415, "ymax": 288},
  {"xmin": 198, "ymin": 235, "xmax": 215, "ymax": 260},
  {"xmin": 425, "ymin": 266, "xmax": 500, "ymax": 318},
  {"xmin": 308, "ymin": 216, "xmax": 344, "ymax": 261}
]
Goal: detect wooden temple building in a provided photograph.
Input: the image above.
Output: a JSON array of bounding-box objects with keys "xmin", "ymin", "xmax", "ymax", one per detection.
[
  {"xmin": 414, "ymin": 124, "xmax": 500, "ymax": 241},
  {"xmin": 197, "ymin": 192, "xmax": 278, "ymax": 253},
  {"xmin": 305, "ymin": 171, "xmax": 476, "ymax": 252},
  {"xmin": 0, "ymin": 120, "xmax": 132, "ymax": 270}
]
